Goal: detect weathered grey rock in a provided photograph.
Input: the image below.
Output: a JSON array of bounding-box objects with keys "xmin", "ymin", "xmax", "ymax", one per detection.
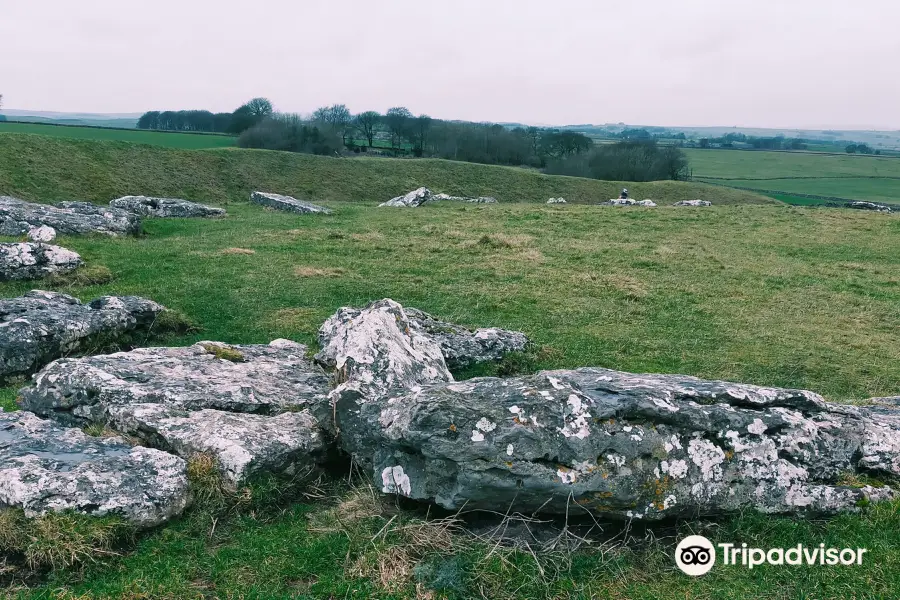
[
  {"xmin": 250, "ymin": 192, "xmax": 331, "ymax": 215},
  {"xmin": 0, "ymin": 243, "xmax": 82, "ymax": 281},
  {"xmin": 101, "ymin": 404, "xmax": 325, "ymax": 484},
  {"xmin": 316, "ymin": 300, "xmax": 452, "ymax": 397},
  {"xmin": 379, "ymin": 187, "xmax": 433, "ymax": 208},
  {"xmin": 404, "ymin": 307, "xmax": 529, "ymax": 371},
  {"xmin": 847, "ymin": 201, "xmax": 892, "ymax": 213},
  {"xmin": 337, "ymin": 367, "xmax": 899, "ymax": 519},
  {"xmin": 432, "ymin": 193, "xmax": 498, "ymax": 204},
  {"xmin": 20, "ymin": 340, "xmax": 331, "ymax": 423},
  {"xmin": 0, "ymin": 196, "xmax": 141, "ymax": 236},
  {"xmin": 0, "ymin": 410, "xmax": 188, "ymax": 527},
  {"xmin": 27, "ymin": 226, "xmax": 56, "ymax": 243},
  {"xmin": 601, "ymin": 199, "xmax": 656, "ymax": 207},
  {"xmin": 673, "ymin": 200, "xmax": 712, "ymax": 207},
  {"xmin": 19, "ymin": 339, "xmax": 332, "ymax": 484},
  {"xmin": 0, "ymin": 290, "xmax": 166, "ymax": 381},
  {"xmin": 547, "ymin": 198, "xmax": 567, "ymax": 204},
  {"xmin": 110, "ymin": 196, "xmax": 226, "ymax": 218}
]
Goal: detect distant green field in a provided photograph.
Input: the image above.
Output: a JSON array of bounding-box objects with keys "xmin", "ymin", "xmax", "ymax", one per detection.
[
  {"xmin": 686, "ymin": 148, "xmax": 900, "ymax": 203},
  {"xmin": 0, "ymin": 122, "xmax": 236, "ymax": 149}
]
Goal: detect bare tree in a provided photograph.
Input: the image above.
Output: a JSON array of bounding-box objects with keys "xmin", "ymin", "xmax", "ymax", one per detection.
[
  {"xmin": 412, "ymin": 114, "xmax": 432, "ymax": 156},
  {"xmin": 354, "ymin": 111, "xmax": 381, "ymax": 147},
  {"xmin": 384, "ymin": 107, "xmax": 413, "ymax": 149},
  {"xmin": 312, "ymin": 104, "xmax": 352, "ymax": 143}
]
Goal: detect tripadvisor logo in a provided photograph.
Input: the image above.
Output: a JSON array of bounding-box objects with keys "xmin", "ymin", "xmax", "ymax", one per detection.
[{"xmin": 675, "ymin": 535, "xmax": 868, "ymax": 577}]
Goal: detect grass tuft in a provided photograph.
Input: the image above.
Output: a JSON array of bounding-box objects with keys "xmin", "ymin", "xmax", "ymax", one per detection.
[
  {"xmin": 45, "ymin": 264, "xmax": 115, "ymax": 288},
  {"xmin": 199, "ymin": 343, "xmax": 246, "ymax": 363}
]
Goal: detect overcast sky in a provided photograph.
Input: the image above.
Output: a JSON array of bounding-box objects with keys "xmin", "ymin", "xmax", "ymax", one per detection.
[{"xmin": 1, "ymin": 0, "xmax": 897, "ymax": 128}]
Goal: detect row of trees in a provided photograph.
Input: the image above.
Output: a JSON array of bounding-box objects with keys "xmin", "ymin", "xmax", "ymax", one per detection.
[
  {"xmin": 236, "ymin": 102, "xmax": 595, "ymax": 167},
  {"xmin": 545, "ymin": 140, "xmax": 690, "ymax": 182},
  {"xmin": 137, "ymin": 98, "xmax": 273, "ymax": 134},
  {"xmin": 140, "ymin": 97, "xmax": 688, "ymax": 180}
]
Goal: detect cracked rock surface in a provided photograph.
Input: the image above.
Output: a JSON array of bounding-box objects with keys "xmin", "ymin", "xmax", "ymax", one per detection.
[
  {"xmin": 0, "ymin": 243, "xmax": 82, "ymax": 281},
  {"xmin": 379, "ymin": 187, "xmax": 434, "ymax": 208},
  {"xmin": 325, "ymin": 300, "xmax": 900, "ymax": 519},
  {"xmin": 250, "ymin": 192, "xmax": 331, "ymax": 215},
  {"xmin": 0, "ymin": 410, "xmax": 188, "ymax": 527},
  {"xmin": 0, "ymin": 196, "xmax": 141, "ymax": 236},
  {"xmin": 0, "ymin": 291, "xmax": 166, "ymax": 381},
  {"xmin": 110, "ymin": 196, "xmax": 225, "ymax": 218},
  {"xmin": 20, "ymin": 340, "xmax": 331, "ymax": 483}
]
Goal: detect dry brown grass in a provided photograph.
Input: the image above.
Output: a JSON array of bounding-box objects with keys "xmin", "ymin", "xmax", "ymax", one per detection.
[
  {"xmin": 293, "ymin": 266, "xmax": 349, "ymax": 278},
  {"xmin": 217, "ymin": 247, "xmax": 256, "ymax": 256},
  {"xmin": 350, "ymin": 231, "xmax": 386, "ymax": 242}
]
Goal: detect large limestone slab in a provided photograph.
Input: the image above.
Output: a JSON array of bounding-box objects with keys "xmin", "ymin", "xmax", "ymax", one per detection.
[
  {"xmin": 19, "ymin": 340, "xmax": 332, "ymax": 483},
  {"xmin": 20, "ymin": 340, "xmax": 331, "ymax": 423},
  {"xmin": 0, "ymin": 411, "xmax": 188, "ymax": 527},
  {"xmin": 103, "ymin": 404, "xmax": 325, "ymax": 484},
  {"xmin": 379, "ymin": 187, "xmax": 433, "ymax": 208},
  {"xmin": 432, "ymin": 193, "xmax": 498, "ymax": 204},
  {"xmin": 110, "ymin": 196, "xmax": 225, "ymax": 218},
  {"xmin": 0, "ymin": 243, "xmax": 82, "ymax": 281},
  {"xmin": 0, "ymin": 196, "xmax": 141, "ymax": 237},
  {"xmin": 337, "ymin": 368, "xmax": 899, "ymax": 519},
  {"xmin": 250, "ymin": 192, "xmax": 331, "ymax": 215},
  {"xmin": 0, "ymin": 291, "xmax": 166, "ymax": 381}
]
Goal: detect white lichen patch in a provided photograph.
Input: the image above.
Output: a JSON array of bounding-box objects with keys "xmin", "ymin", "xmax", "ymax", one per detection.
[
  {"xmin": 557, "ymin": 394, "xmax": 592, "ymax": 439},
  {"xmin": 661, "ymin": 458, "xmax": 689, "ymax": 479},
  {"xmin": 507, "ymin": 444, "xmax": 514, "ymax": 456},
  {"xmin": 381, "ymin": 465, "xmax": 412, "ymax": 496},
  {"xmin": 475, "ymin": 417, "xmax": 497, "ymax": 432},
  {"xmin": 471, "ymin": 431, "xmax": 485, "ymax": 442},
  {"xmin": 687, "ymin": 439, "xmax": 725, "ymax": 481},
  {"xmin": 663, "ymin": 494, "xmax": 677, "ymax": 510}
]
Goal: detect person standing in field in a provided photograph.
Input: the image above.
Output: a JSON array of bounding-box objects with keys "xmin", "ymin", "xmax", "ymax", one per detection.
[{"xmin": 620, "ymin": 188, "xmax": 629, "ymax": 199}]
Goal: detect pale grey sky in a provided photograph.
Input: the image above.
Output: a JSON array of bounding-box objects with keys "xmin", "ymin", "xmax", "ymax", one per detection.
[{"xmin": 1, "ymin": 0, "xmax": 897, "ymax": 128}]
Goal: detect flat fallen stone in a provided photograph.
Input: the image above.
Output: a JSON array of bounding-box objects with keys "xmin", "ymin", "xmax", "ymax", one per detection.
[
  {"xmin": 250, "ymin": 192, "xmax": 331, "ymax": 214},
  {"xmin": 337, "ymin": 367, "xmax": 899, "ymax": 520},
  {"xmin": 0, "ymin": 196, "xmax": 141, "ymax": 237},
  {"xmin": 0, "ymin": 290, "xmax": 166, "ymax": 381},
  {"xmin": 27, "ymin": 226, "xmax": 56, "ymax": 243},
  {"xmin": 432, "ymin": 193, "xmax": 498, "ymax": 204},
  {"xmin": 601, "ymin": 199, "xmax": 656, "ymax": 207},
  {"xmin": 379, "ymin": 187, "xmax": 433, "ymax": 208},
  {"xmin": 404, "ymin": 307, "xmax": 529, "ymax": 371},
  {"xmin": 110, "ymin": 196, "xmax": 226, "ymax": 218},
  {"xmin": 673, "ymin": 200, "xmax": 712, "ymax": 207},
  {"xmin": 102, "ymin": 404, "xmax": 325, "ymax": 484},
  {"xmin": 547, "ymin": 198, "xmax": 567, "ymax": 204},
  {"xmin": 0, "ymin": 410, "xmax": 188, "ymax": 528},
  {"xmin": 847, "ymin": 201, "xmax": 892, "ymax": 213},
  {"xmin": 20, "ymin": 340, "xmax": 331, "ymax": 424},
  {"xmin": 0, "ymin": 243, "xmax": 82, "ymax": 281}
]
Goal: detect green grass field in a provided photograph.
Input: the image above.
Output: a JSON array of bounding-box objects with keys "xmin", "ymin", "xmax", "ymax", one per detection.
[
  {"xmin": 0, "ymin": 133, "xmax": 771, "ymax": 206},
  {"xmin": 685, "ymin": 148, "xmax": 900, "ymax": 204},
  {"xmin": 2, "ymin": 137, "xmax": 900, "ymax": 599},
  {"xmin": 0, "ymin": 122, "xmax": 236, "ymax": 150},
  {"xmin": 3, "ymin": 202, "xmax": 900, "ymax": 598}
]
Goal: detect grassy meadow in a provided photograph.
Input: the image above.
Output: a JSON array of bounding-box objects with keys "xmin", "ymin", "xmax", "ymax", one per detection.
[
  {"xmin": 685, "ymin": 148, "xmax": 900, "ymax": 204},
  {"xmin": 2, "ymin": 194, "xmax": 900, "ymax": 597},
  {"xmin": 0, "ymin": 122, "xmax": 236, "ymax": 149},
  {"xmin": 0, "ymin": 133, "xmax": 771, "ymax": 206}
]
